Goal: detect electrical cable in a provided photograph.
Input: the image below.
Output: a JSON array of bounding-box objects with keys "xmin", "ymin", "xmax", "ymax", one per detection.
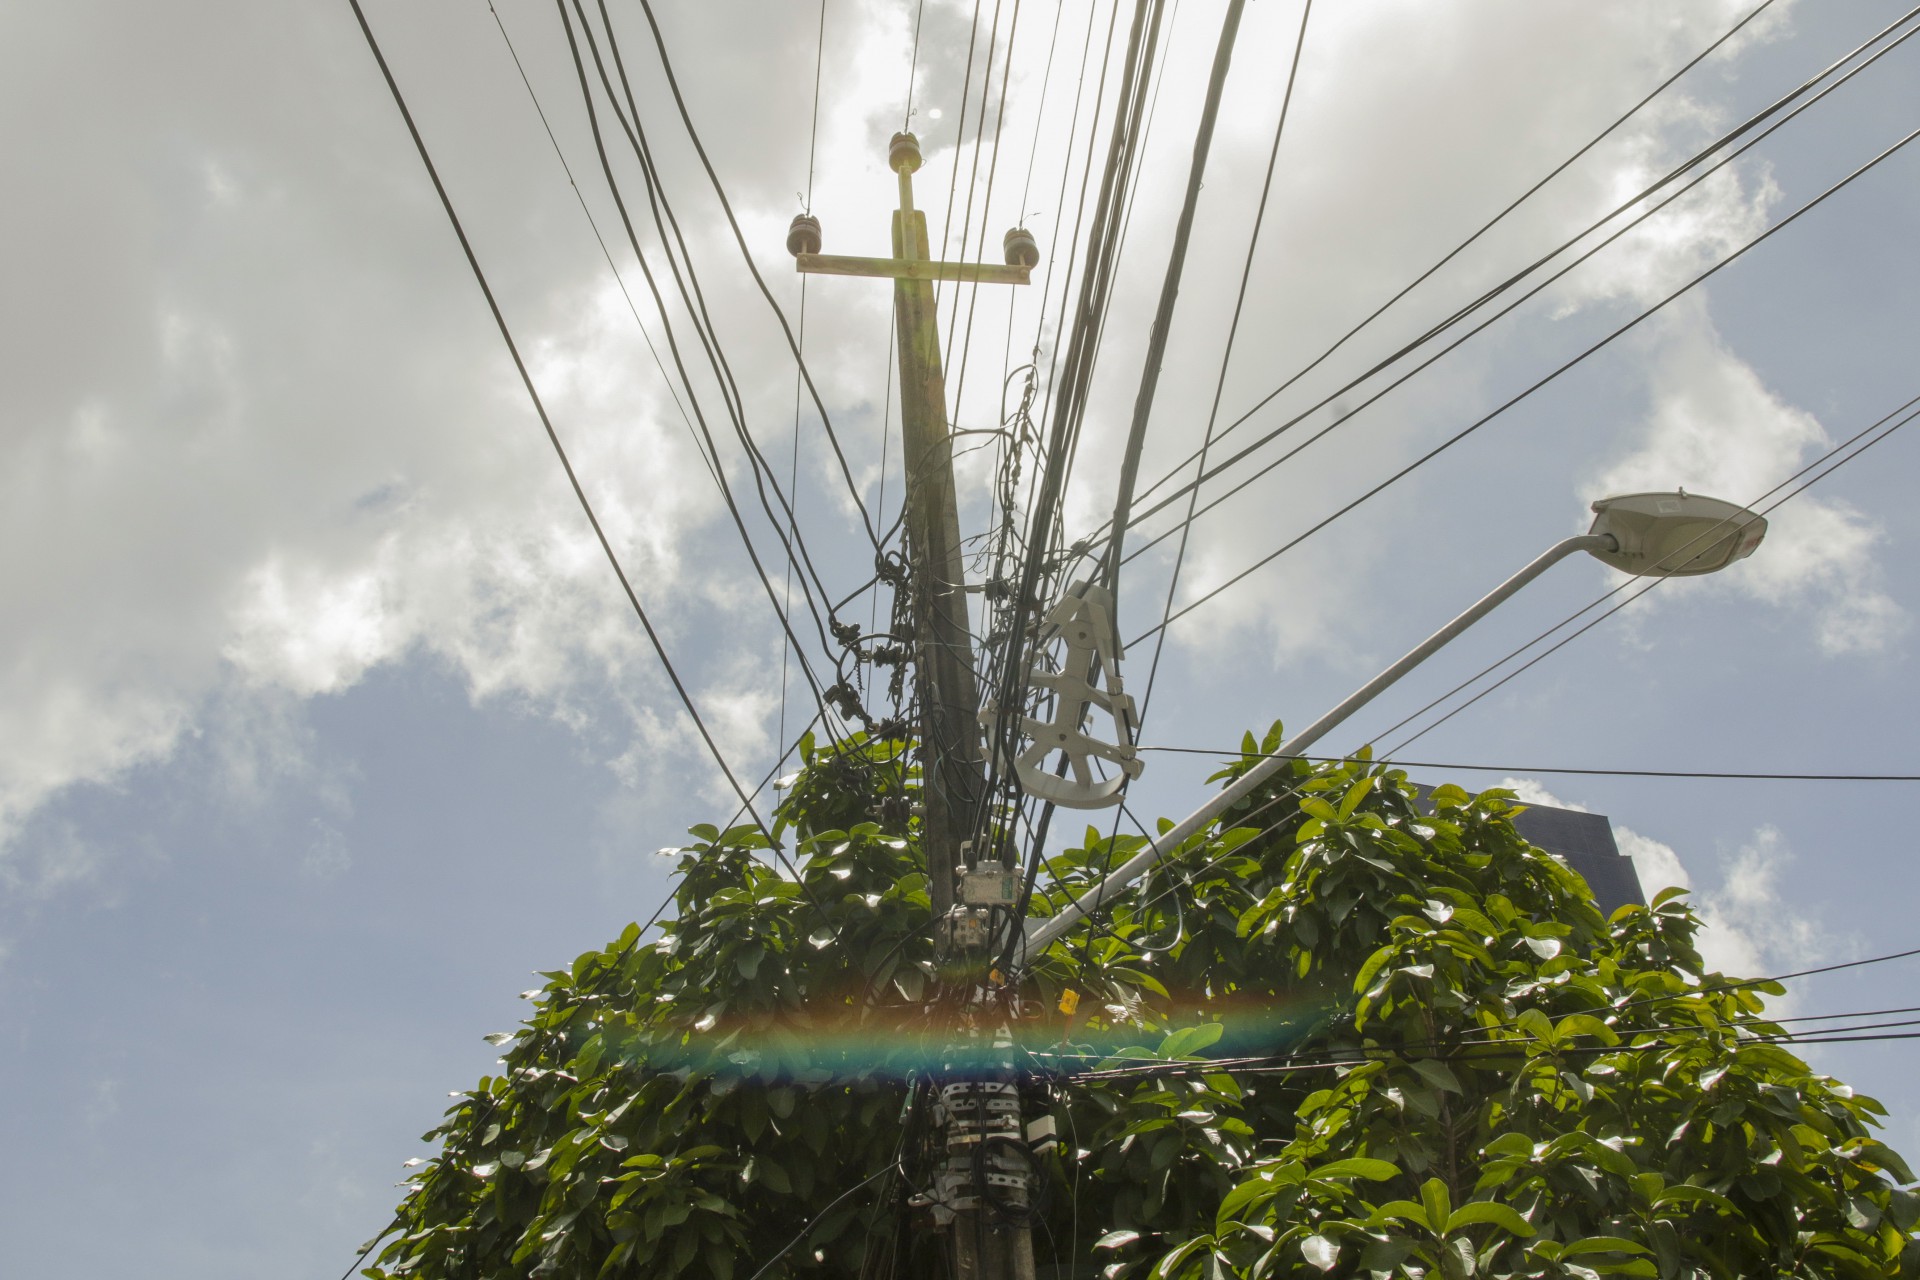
[
  {"xmin": 1113, "ymin": 0, "xmax": 1908, "ymax": 535},
  {"xmin": 343, "ymin": 0, "xmax": 779, "ymax": 846},
  {"xmin": 557, "ymin": 0, "xmax": 849, "ymax": 731},
  {"xmin": 578, "ymin": 0, "xmax": 849, "ymax": 643},
  {"xmin": 1127, "ymin": 116, "xmax": 1920, "ymax": 649},
  {"xmin": 904, "ymin": 0, "xmax": 928, "ymax": 130},
  {"xmin": 779, "ymin": 0, "xmax": 830, "ymax": 756},
  {"xmin": 630, "ymin": 0, "xmax": 885, "ymax": 552},
  {"xmin": 1366, "ymin": 386, "xmax": 1920, "ymax": 752},
  {"xmin": 1099, "ymin": 0, "xmax": 1247, "ymax": 593},
  {"xmin": 1045, "ymin": 944, "xmax": 1920, "ymax": 1084},
  {"xmin": 560, "ymin": 2, "xmax": 844, "ymax": 660},
  {"xmin": 1108, "ymin": 397, "xmax": 1918, "ymax": 935},
  {"xmin": 484, "ymin": 2, "xmax": 714, "ymax": 495},
  {"xmin": 946, "ymin": 0, "xmax": 1025, "ymax": 438},
  {"xmin": 1135, "ymin": 0, "xmax": 1312, "ymax": 729},
  {"xmin": 977, "ymin": 0, "xmax": 1162, "ymax": 847},
  {"xmin": 743, "ymin": 1159, "xmax": 907, "ymax": 1280},
  {"xmin": 936, "ymin": 0, "xmax": 990, "ymax": 285}
]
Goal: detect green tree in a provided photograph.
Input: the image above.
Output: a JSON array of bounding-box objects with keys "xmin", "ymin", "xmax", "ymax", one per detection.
[{"xmin": 363, "ymin": 726, "xmax": 1919, "ymax": 1279}]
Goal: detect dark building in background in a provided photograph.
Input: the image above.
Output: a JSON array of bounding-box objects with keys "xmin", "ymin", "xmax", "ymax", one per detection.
[
  {"xmin": 1508, "ymin": 802, "xmax": 1645, "ymax": 915},
  {"xmin": 1416, "ymin": 785, "xmax": 1645, "ymax": 914}
]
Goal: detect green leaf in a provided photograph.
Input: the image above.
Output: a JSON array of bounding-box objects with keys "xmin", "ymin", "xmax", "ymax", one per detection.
[
  {"xmin": 1095, "ymin": 1230, "xmax": 1142, "ymax": 1251},
  {"xmin": 1559, "ymin": 1237, "xmax": 1652, "ymax": 1258},
  {"xmin": 1159, "ymin": 1022, "xmax": 1226, "ymax": 1060},
  {"xmin": 1551, "ymin": 1013, "xmax": 1618, "ymax": 1045},
  {"xmin": 1515, "ymin": 1009, "xmax": 1554, "ymax": 1043},
  {"xmin": 1301, "ymin": 1234, "xmax": 1340, "ymax": 1271},
  {"xmin": 1337, "ymin": 775, "xmax": 1376, "ymax": 820},
  {"xmin": 1444, "ymin": 1201, "xmax": 1535, "ymax": 1237},
  {"xmin": 1373, "ymin": 1200, "xmax": 1433, "ymax": 1232},
  {"xmin": 1153, "ymin": 1237, "xmax": 1208, "ymax": 1278},
  {"xmin": 1422, "ymin": 1178, "xmax": 1453, "ymax": 1234},
  {"xmin": 1313, "ymin": 1157, "xmax": 1400, "ymax": 1182}
]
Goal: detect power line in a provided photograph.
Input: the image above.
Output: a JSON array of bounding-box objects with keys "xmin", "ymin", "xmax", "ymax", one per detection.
[
  {"xmin": 1137, "ymin": 0, "xmax": 1313, "ymax": 729},
  {"xmin": 556, "ymin": 0, "xmax": 850, "ymax": 741},
  {"xmin": 483, "ymin": 2, "xmax": 710, "ymax": 491},
  {"xmin": 781, "ymin": 0, "xmax": 830, "ymax": 757},
  {"xmin": 343, "ymin": 0, "xmax": 777, "ymax": 843},
  {"xmin": 630, "ymin": 0, "xmax": 885, "ymax": 552},
  {"xmin": 1127, "ymin": 116, "xmax": 1920, "ymax": 649},
  {"xmin": 976, "ymin": 0, "xmax": 1164, "ymax": 839},
  {"xmin": 1113, "ymin": 0, "xmax": 1914, "ymax": 538},
  {"xmin": 946, "ymin": 0, "xmax": 1026, "ymax": 437},
  {"xmin": 1047, "ymin": 945, "xmax": 1920, "ymax": 1083},
  {"xmin": 1111, "ymin": 13, "xmax": 1920, "ymax": 577},
  {"xmin": 1099, "ymin": 0, "xmax": 1247, "ymax": 592}
]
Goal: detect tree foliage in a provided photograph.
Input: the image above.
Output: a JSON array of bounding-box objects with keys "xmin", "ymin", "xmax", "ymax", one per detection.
[{"xmin": 365, "ymin": 725, "xmax": 1919, "ymax": 1279}]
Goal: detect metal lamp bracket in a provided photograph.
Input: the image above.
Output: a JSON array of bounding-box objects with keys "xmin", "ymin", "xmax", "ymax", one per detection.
[{"xmin": 985, "ymin": 581, "xmax": 1143, "ymax": 809}]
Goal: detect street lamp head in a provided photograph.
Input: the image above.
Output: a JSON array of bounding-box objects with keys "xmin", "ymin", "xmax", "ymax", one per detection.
[{"xmin": 1586, "ymin": 490, "xmax": 1767, "ymax": 577}]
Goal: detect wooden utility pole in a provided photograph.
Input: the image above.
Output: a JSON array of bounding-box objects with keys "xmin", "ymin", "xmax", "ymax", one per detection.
[
  {"xmin": 793, "ymin": 132, "xmax": 1037, "ymax": 1280},
  {"xmin": 794, "ymin": 131, "xmax": 1029, "ymax": 917}
]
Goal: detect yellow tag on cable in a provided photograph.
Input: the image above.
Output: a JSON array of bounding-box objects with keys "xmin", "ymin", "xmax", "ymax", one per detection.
[{"xmin": 1057, "ymin": 988, "xmax": 1080, "ymax": 1017}]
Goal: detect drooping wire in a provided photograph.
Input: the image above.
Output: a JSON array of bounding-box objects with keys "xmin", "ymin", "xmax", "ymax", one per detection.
[
  {"xmin": 557, "ymin": 0, "xmax": 850, "ymax": 745},
  {"xmin": 743, "ymin": 1159, "xmax": 907, "ymax": 1280},
  {"xmin": 1127, "ymin": 116, "xmax": 1920, "ymax": 649},
  {"xmin": 342, "ymin": 0, "xmax": 777, "ymax": 843},
  {"xmin": 903, "ymin": 0, "xmax": 928, "ymax": 130},
  {"xmin": 629, "ymin": 0, "xmax": 886, "ymax": 552},
  {"xmin": 781, "ymin": 0, "xmax": 831, "ymax": 756},
  {"xmin": 1099, "ymin": 0, "xmax": 1252, "ymax": 599},
  {"xmin": 974, "ymin": 0, "xmax": 1164, "ymax": 859},
  {"xmin": 1135, "ymin": 0, "xmax": 1313, "ymax": 729},
  {"xmin": 1048, "ymin": 391, "xmax": 1920, "ymax": 951},
  {"xmin": 1053, "ymin": 945, "xmax": 1920, "ymax": 1084},
  {"xmin": 937, "ymin": 0, "xmax": 990, "ymax": 280},
  {"xmin": 484, "ymin": 1, "xmax": 714, "ymax": 495},
  {"xmin": 947, "ymin": 0, "xmax": 1026, "ymax": 438},
  {"xmin": 1106, "ymin": 4, "xmax": 1920, "ymax": 551}
]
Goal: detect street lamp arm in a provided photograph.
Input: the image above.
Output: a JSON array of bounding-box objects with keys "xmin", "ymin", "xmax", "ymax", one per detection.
[{"xmin": 1019, "ymin": 532, "xmax": 1616, "ymax": 959}]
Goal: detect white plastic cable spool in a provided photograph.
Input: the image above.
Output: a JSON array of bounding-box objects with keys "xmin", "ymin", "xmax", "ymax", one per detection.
[{"xmin": 984, "ymin": 581, "xmax": 1143, "ymax": 809}]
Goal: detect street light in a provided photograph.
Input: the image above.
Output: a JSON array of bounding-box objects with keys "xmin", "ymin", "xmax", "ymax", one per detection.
[{"xmin": 1018, "ymin": 490, "xmax": 1767, "ymax": 958}]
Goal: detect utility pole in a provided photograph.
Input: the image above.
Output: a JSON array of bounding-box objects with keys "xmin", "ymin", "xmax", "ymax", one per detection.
[
  {"xmin": 790, "ymin": 132, "xmax": 1038, "ymax": 1280},
  {"xmin": 790, "ymin": 131, "xmax": 1032, "ymax": 917}
]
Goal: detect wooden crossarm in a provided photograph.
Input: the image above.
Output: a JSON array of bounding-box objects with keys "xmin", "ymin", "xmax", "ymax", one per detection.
[{"xmin": 796, "ymin": 253, "xmax": 1030, "ymax": 285}]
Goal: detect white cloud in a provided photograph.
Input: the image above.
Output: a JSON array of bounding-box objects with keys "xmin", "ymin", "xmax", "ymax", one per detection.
[
  {"xmin": 0, "ymin": 0, "xmax": 1884, "ymax": 889},
  {"xmin": 1587, "ymin": 302, "xmax": 1904, "ymax": 654}
]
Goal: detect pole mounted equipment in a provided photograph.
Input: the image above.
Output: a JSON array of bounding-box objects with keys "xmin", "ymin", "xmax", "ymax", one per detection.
[{"xmin": 984, "ymin": 581, "xmax": 1143, "ymax": 809}]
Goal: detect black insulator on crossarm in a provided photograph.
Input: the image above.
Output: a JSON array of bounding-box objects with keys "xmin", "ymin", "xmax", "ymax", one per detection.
[
  {"xmin": 1002, "ymin": 226, "xmax": 1040, "ymax": 269},
  {"xmin": 888, "ymin": 131, "xmax": 923, "ymax": 175},
  {"xmin": 786, "ymin": 213, "xmax": 822, "ymax": 258}
]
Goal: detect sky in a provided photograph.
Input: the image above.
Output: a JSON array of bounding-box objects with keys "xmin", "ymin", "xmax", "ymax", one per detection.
[{"xmin": 2, "ymin": 1, "xmax": 1918, "ymax": 1274}]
